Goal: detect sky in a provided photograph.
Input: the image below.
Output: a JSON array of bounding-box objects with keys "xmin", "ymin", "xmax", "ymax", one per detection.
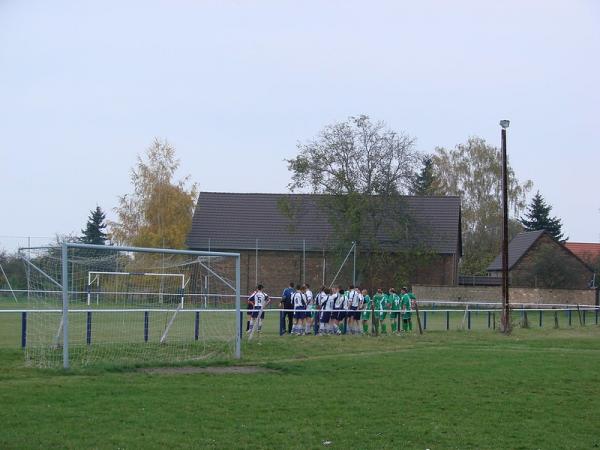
[{"xmin": 1, "ymin": 0, "xmax": 599, "ymax": 251}]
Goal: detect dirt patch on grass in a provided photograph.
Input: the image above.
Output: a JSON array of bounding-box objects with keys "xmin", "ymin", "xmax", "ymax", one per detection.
[{"xmin": 139, "ymin": 366, "xmax": 276, "ymax": 375}]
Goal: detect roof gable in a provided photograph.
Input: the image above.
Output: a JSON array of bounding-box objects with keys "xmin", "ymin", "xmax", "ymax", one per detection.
[
  {"xmin": 186, "ymin": 192, "xmax": 462, "ymax": 254},
  {"xmin": 487, "ymin": 230, "xmax": 546, "ymax": 271}
]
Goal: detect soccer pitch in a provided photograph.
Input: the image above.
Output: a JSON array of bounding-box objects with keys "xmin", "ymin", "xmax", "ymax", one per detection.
[{"xmin": 1, "ymin": 326, "xmax": 600, "ymax": 449}]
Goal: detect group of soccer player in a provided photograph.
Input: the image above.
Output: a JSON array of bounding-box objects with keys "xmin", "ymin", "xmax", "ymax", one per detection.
[{"xmin": 247, "ymin": 282, "xmax": 416, "ymax": 336}]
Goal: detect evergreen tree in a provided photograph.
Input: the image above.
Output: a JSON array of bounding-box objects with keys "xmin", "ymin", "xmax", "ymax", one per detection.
[
  {"xmin": 81, "ymin": 206, "xmax": 108, "ymax": 245},
  {"xmin": 411, "ymin": 155, "xmax": 439, "ymax": 195},
  {"xmin": 519, "ymin": 192, "xmax": 566, "ymax": 242}
]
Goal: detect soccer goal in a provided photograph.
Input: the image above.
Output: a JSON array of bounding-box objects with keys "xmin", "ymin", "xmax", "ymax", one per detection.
[
  {"xmin": 86, "ymin": 271, "xmax": 186, "ymax": 307},
  {"xmin": 19, "ymin": 243, "xmax": 241, "ymax": 369}
]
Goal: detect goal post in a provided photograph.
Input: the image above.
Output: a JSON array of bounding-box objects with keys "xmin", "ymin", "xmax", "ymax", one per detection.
[{"xmin": 21, "ymin": 242, "xmax": 241, "ymax": 369}]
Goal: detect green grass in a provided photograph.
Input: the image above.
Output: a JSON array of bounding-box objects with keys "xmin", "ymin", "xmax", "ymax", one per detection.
[{"xmin": 2, "ymin": 327, "xmax": 600, "ymax": 449}]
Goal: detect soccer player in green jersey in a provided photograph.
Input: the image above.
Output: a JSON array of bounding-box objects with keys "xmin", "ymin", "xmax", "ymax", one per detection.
[
  {"xmin": 360, "ymin": 289, "xmax": 372, "ymax": 334},
  {"xmin": 389, "ymin": 288, "xmax": 401, "ymax": 333},
  {"xmin": 373, "ymin": 288, "xmax": 389, "ymax": 334},
  {"xmin": 400, "ymin": 287, "xmax": 413, "ymax": 332}
]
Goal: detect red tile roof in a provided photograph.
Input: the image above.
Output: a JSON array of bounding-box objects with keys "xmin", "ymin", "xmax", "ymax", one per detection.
[{"xmin": 565, "ymin": 243, "xmax": 600, "ymax": 263}]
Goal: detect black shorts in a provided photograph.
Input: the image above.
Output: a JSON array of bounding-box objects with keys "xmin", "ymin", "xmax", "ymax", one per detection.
[
  {"xmin": 251, "ymin": 307, "xmax": 264, "ymax": 319},
  {"xmin": 294, "ymin": 307, "xmax": 306, "ymax": 320},
  {"xmin": 320, "ymin": 311, "xmax": 331, "ymax": 323},
  {"xmin": 350, "ymin": 306, "xmax": 361, "ymax": 321},
  {"xmin": 335, "ymin": 310, "xmax": 346, "ymax": 321}
]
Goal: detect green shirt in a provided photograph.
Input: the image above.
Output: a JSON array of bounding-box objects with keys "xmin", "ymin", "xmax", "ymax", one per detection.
[
  {"xmin": 390, "ymin": 293, "xmax": 401, "ymax": 310},
  {"xmin": 373, "ymin": 293, "xmax": 386, "ymax": 312},
  {"xmin": 401, "ymin": 293, "xmax": 412, "ymax": 312},
  {"xmin": 362, "ymin": 295, "xmax": 372, "ymax": 310}
]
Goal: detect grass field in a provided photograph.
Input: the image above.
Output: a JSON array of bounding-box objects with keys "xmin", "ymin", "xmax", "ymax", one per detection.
[{"xmin": 2, "ymin": 326, "xmax": 600, "ymax": 449}]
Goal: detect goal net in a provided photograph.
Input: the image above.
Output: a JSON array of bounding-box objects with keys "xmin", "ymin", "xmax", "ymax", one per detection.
[{"xmin": 19, "ymin": 243, "xmax": 241, "ymax": 368}]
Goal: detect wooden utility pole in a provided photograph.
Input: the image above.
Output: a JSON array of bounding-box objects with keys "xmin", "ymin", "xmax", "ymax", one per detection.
[{"xmin": 500, "ymin": 120, "xmax": 511, "ymax": 334}]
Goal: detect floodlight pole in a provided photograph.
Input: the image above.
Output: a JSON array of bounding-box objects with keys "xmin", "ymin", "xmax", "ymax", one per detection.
[{"xmin": 500, "ymin": 120, "xmax": 511, "ymax": 333}]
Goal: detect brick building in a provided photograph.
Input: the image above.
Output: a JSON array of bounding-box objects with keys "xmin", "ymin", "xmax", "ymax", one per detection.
[
  {"xmin": 487, "ymin": 230, "xmax": 595, "ymax": 289},
  {"xmin": 186, "ymin": 192, "xmax": 462, "ymax": 295}
]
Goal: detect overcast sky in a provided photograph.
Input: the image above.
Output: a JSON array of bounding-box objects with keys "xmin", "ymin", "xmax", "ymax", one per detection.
[{"xmin": 1, "ymin": 0, "xmax": 599, "ymax": 251}]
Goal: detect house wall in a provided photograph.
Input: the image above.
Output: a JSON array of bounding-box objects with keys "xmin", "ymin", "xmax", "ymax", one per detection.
[
  {"xmin": 235, "ymin": 250, "xmax": 458, "ymax": 295},
  {"xmin": 497, "ymin": 234, "xmax": 594, "ymax": 289},
  {"xmin": 198, "ymin": 248, "xmax": 459, "ymax": 297}
]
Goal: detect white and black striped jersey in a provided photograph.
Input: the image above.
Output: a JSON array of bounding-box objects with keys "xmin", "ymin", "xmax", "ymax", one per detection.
[
  {"xmin": 317, "ymin": 291, "xmax": 328, "ymax": 308},
  {"xmin": 292, "ymin": 292, "xmax": 307, "ymax": 308},
  {"xmin": 348, "ymin": 290, "xmax": 360, "ymax": 308},
  {"xmin": 325, "ymin": 293, "xmax": 337, "ymax": 311},
  {"xmin": 357, "ymin": 292, "xmax": 365, "ymax": 308},
  {"xmin": 249, "ymin": 291, "xmax": 269, "ymax": 308},
  {"xmin": 334, "ymin": 293, "xmax": 345, "ymax": 309},
  {"xmin": 305, "ymin": 289, "xmax": 313, "ymax": 307}
]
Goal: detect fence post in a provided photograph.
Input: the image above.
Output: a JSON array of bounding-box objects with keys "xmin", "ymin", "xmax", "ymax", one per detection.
[
  {"xmin": 279, "ymin": 310, "xmax": 285, "ymax": 336},
  {"xmin": 314, "ymin": 312, "xmax": 319, "ymax": 335},
  {"xmin": 583, "ymin": 309, "xmax": 587, "ymax": 326},
  {"xmin": 423, "ymin": 311, "xmax": 427, "ymax": 330},
  {"xmin": 239, "ymin": 311, "xmax": 244, "ymax": 341},
  {"xmin": 21, "ymin": 312, "xmax": 27, "ymax": 349},
  {"xmin": 343, "ymin": 315, "xmax": 348, "ymax": 335},
  {"xmin": 467, "ymin": 311, "xmax": 471, "ymax": 330},
  {"xmin": 568, "ymin": 310, "xmax": 572, "ymax": 327},
  {"xmin": 596, "ymin": 308, "xmax": 599, "ymax": 326},
  {"xmin": 539, "ymin": 310, "xmax": 543, "ymax": 328},
  {"xmin": 194, "ymin": 311, "xmax": 200, "ymax": 341},
  {"xmin": 144, "ymin": 311, "xmax": 149, "ymax": 342},
  {"xmin": 86, "ymin": 311, "xmax": 92, "ymax": 345},
  {"xmin": 576, "ymin": 304, "xmax": 583, "ymax": 326},
  {"xmin": 522, "ymin": 310, "xmax": 529, "ymax": 329},
  {"xmin": 446, "ymin": 310, "xmax": 450, "ymax": 330},
  {"xmin": 554, "ymin": 310, "xmax": 559, "ymax": 329},
  {"xmin": 493, "ymin": 312, "xmax": 496, "ymax": 330}
]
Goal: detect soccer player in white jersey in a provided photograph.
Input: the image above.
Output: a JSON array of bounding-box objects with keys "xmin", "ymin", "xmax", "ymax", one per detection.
[
  {"xmin": 304, "ymin": 283, "xmax": 314, "ymax": 334},
  {"xmin": 316, "ymin": 286, "xmax": 329, "ymax": 335},
  {"xmin": 332, "ymin": 286, "xmax": 344, "ymax": 335},
  {"xmin": 346, "ymin": 285, "xmax": 358, "ymax": 334},
  {"xmin": 291, "ymin": 285, "xmax": 307, "ymax": 335},
  {"xmin": 318, "ymin": 287, "xmax": 334, "ymax": 335},
  {"xmin": 248, "ymin": 285, "xmax": 269, "ymax": 334},
  {"xmin": 348, "ymin": 286, "xmax": 363, "ymax": 334}
]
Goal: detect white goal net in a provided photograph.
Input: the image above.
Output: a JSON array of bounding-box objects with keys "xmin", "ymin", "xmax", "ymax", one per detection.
[{"xmin": 19, "ymin": 243, "xmax": 241, "ymax": 368}]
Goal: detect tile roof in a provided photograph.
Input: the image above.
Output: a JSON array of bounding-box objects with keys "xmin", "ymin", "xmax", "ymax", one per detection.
[
  {"xmin": 187, "ymin": 192, "xmax": 462, "ymax": 254},
  {"xmin": 564, "ymin": 243, "xmax": 600, "ymax": 263},
  {"xmin": 487, "ymin": 230, "xmax": 546, "ymax": 272}
]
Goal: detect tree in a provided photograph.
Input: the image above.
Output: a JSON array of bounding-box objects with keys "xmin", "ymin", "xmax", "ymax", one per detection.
[
  {"xmin": 285, "ymin": 115, "xmax": 423, "ymax": 287},
  {"xmin": 110, "ymin": 138, "xmax": 198, "ymax": 249},
  {"xmin": 0, "ymin": 251, "xmax": 26, "ymax": 290},
  {"xmin": 520, "ymin": 191, "xmax": 566, "ymax": 242},
  {"xmin": 432, "ymin": 137, "xmax": 533, "ymax": 275},
  {"xmin": 80, "ymin": 206, "xmax": 108, "ymax": 245},
  {"xmin": 411, "ymin": 155, "xmax": 440, "ymax": 196}
]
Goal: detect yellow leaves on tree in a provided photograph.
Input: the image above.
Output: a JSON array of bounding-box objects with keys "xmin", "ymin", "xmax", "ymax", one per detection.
[{"xmin": 110, "ymin": 138, "xmax": 198, "ymax": 249}]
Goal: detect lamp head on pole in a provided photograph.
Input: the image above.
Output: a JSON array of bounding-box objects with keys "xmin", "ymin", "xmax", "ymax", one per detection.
[{"xmin": 499, "ymin": 120, "xmax": 510, "ymax": 129}]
